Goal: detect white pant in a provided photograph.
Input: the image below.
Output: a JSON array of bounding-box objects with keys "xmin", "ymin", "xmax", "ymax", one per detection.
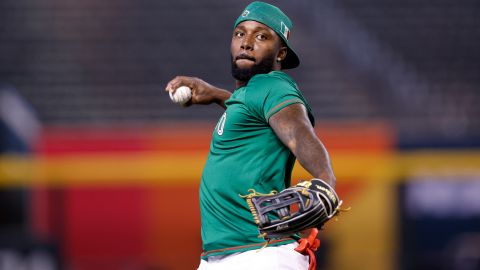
[{"xmin": 197, "ymin": 243, "xmax": 310, "ymax": 270}]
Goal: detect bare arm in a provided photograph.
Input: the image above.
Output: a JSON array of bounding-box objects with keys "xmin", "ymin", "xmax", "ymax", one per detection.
[
  {"xmin": 269, "ymin": 103, "xmax": 336, "ymax": 187},
  {"xmin": 165, "ymin": 76, "xmax": 231, "ymax": 109}
]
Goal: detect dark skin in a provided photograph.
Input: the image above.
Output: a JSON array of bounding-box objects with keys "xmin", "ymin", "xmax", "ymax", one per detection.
[{"xmin": 165, "ymin": 21, "xmax": 336, "ymax": 187}]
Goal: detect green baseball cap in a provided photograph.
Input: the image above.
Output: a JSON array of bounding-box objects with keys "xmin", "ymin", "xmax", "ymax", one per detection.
[{"xmin": 234, "ymin": 1, "xmax": 300, "ymax": 69}]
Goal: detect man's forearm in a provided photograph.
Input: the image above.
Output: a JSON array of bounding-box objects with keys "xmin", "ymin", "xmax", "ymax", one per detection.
[
  {"xmin": 269, "ymin": 104, "xmax": 336, "ymax": 188},
  {"xmin": 295, "ymin": 130, "xmax": 336, "ymax": 188}
]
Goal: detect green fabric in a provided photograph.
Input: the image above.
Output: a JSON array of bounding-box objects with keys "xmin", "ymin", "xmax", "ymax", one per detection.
[
  {"xmin": 199, "ymin": 71, "xmax": 314, "ymax": 258},
  {"xmin": 234, "ymin": 1, "xmax": 300, "ymax": 69}
]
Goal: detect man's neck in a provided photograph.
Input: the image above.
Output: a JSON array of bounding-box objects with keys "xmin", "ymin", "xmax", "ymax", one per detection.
[
  {"xmin": 235, "ymin": 80, "xmax": 247, "ymax": 89},
  {"xmin": 234, "ymin": 68, "xmax": 282, "ymax": 89}
]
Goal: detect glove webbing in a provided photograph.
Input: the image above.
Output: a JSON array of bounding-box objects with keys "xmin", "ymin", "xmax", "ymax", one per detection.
[{"xmin": 239, "ymin": 189, "xmax": 278, "ymax": 226}]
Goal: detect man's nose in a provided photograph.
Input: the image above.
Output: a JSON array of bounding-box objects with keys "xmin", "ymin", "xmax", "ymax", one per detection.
[{"xmin": 240, "ymin": 35, "xmax": 254, "ymax": 50}]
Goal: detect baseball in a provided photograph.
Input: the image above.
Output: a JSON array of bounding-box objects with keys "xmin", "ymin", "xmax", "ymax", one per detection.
[{"xmin": 169, "ymin": 86, "xmax": 192, "ymax": 106}]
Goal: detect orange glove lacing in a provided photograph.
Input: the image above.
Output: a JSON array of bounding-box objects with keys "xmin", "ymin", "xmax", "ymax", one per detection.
[{"xmin": 294, "ymin": 228, "xmax": 321, "ymax": 270}]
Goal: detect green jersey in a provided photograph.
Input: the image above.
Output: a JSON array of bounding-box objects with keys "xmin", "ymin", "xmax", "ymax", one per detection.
[{"xmin": 199, "ymin": 71, "xmax": 314, "ymax": 258}]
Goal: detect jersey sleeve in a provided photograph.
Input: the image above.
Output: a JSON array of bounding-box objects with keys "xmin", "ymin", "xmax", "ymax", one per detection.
[{"xmin": 246, "ymin": 74, "xmax": 308, "ymax": 123}]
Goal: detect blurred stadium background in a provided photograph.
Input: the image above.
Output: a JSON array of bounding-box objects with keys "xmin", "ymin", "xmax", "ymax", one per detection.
[{"xmin": 0, "ymin": 0, "xmax": 479, "ymax": 269}]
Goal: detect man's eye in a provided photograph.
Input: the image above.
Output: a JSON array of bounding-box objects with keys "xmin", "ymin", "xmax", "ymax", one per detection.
[
  {"xmin": 235, "ymin": 32, "xmax": 244, "ymax": 38},
  {"xmin": 257, "ymin": 34, "xmax": 267, "ymax": 40}
]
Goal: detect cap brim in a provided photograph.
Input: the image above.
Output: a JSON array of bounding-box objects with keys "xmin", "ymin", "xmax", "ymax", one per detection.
[{"xmin": 283, "ymin": 47, "xmax": 300, "ymax": 69}]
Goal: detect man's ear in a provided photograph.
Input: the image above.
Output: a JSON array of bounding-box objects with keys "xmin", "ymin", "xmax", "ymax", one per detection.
[{"xmin": 277, "ymin": 47, "xmax": 288, "ymax": 62}]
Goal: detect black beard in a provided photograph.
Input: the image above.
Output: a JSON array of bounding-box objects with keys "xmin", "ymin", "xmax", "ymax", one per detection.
[{"xmin": 231, "ymin": 54, "xmax": 276, "ymax": 83}]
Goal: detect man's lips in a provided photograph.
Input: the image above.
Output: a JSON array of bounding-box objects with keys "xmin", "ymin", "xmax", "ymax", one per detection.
[{"xmin": 235, "ymin": 54, "xmax": 255, "ymax": 62}]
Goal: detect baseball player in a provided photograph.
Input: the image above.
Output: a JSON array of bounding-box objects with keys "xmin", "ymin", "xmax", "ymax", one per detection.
[{"xmin": 166, "ymin": 2, "xmax": 339, "ymax": 269}]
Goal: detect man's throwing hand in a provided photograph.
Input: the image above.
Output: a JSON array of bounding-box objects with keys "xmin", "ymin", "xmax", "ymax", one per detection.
[{"xmin": 165, "ymin": 76, "xmax": 231, "ymax": 107}]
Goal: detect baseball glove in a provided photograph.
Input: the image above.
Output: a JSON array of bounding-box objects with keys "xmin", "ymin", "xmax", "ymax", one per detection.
[{"xmin": 241, "ymin": 179, "xmax": 343, "ymax": 240}]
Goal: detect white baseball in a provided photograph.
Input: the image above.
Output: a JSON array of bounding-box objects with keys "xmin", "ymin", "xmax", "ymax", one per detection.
[{"xmin": 169, "ymin": 86, "xmax": 192, "ymax": 106}]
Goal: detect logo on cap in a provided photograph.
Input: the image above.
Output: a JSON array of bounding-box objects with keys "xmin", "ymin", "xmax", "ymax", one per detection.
[
  {"xmin": 242, "ymin": 10, "xmax": 250, "ymax": 17},
  {"xmin": 281, "ymin": 21, "xmax": 290, "ymax": 40}
]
